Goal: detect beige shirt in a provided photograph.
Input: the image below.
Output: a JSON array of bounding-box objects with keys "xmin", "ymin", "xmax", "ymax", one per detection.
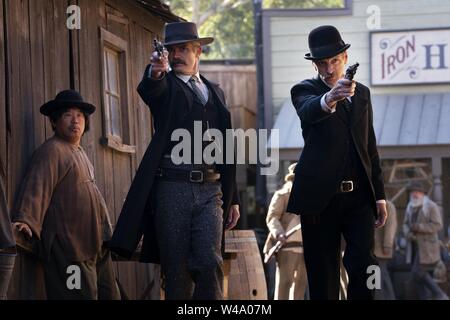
[
  {"xmin": 13, "ymin": 136, "xmax": 112, "ymax": 261},
  {"xmin": 374, "ymin": 200, "xmax": 397, "ymax": 259}
]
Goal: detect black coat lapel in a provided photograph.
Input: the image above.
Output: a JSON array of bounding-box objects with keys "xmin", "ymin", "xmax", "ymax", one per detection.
[
  {"xmin": 337, "ymin": 101, "xmax": 351, "ymax": 124},
  {"xmin": 171, "ymin": 72, "xmax": 193, "ymax": 111},
  {"xmin": 314, "ymin": 75, "xmax": 349, "ymax": 125},
  {"xmin": 200, "ymin": 75, "xmax": 231, "ymax": 126},
  {"xmin": 350, "ymin": 84, "xmax": 368, "ymax": 127}
]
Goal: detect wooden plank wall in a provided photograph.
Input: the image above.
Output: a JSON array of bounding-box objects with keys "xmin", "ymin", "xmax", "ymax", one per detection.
[
  {"xmin": 200, "ymin": 64, "xmax": 257, "ymax": 130},
  {"xmin": 70, "ymin": 0, "xmax": 164, "ymax": 300},
  {"xmin": 5, "ymin": 0, "xmax": 71, "ymax": 299},
  {"xmin": 3, "ymin": 0, "xmax": 167, "ymax": 299},
  {"xmin": 0, "ymin": 0, "xmax": 6, "ymax": 173},
  {"xmin": 105, "ymin": 1, "xmax": 161, "ymax": 299}
]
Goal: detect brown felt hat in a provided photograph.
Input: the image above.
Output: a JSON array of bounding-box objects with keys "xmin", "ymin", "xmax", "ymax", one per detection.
[{"xmin": 163, "ymin": 22, "xmax": 214, "ymax": 47}]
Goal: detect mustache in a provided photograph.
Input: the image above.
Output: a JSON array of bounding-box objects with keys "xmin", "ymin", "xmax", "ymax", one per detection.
[{"xmin": 171, "ymin": 59, "xmax": 186, "ymax": 65}]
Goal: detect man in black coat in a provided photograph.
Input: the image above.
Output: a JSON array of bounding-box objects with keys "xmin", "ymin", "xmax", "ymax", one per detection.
[
  {"xmin": 109, "ymin": 22, "xmax": 240, "ymax": 300},
  {"xmin": 287, "ymin": 25, "xmax": 388, "ymax": 300}
]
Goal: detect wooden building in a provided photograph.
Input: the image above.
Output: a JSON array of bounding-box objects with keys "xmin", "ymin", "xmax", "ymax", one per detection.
[
  {"xmin": 200, "ymin": 60, "xmax": 259, "ymax": 228},
  {"xmin": 0, "ymin": 0, "xmax": 180, "ymax": 299}
]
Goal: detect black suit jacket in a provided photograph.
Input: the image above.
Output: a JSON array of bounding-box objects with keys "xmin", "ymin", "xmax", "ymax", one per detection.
[
  {"xmin": 286, "ymin": 75, "xmax": 385, "ymax": 216},
  {"xmin": 109, "ymin": 67, "xmax": 239, "ymax": 263}
]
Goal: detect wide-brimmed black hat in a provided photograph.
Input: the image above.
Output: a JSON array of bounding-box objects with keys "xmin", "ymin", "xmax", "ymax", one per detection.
[
  {"xmin": 40, "ymin": 90, "xmax": 96, "ymax": 116},
  {"xmin": 163, "ymin": 22, "xmax": 214, "ymax": 47},
  {"xmin": 304, "ymin": 25, "xmax": 351, "ymax": 60},
  {"xmin": 407, "ymin": 181, "xmax": 428, "ymax": 194}
]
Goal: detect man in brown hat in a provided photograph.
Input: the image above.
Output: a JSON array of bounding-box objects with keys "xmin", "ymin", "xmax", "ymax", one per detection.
[
  {"xmin": 0, "ymin": 157, "xmax": 16, "ymax": 300},
  {"xmin": 287, "ymin": 25, "xmax": 387, "ymax": 299},
  {"xmin": 109, "ymin": 22, "xmax": 240, "ymax": 299},
  {"xmin": 12, "ymin": 90, "xmax": 120, "ymax": 300},
  {"xmin": 403, "ymin": 181, "xmax": 448, "ymax": 300}
]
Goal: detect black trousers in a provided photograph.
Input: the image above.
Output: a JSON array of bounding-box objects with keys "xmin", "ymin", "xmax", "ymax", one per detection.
[{"xmin": 300, "ymin": 183, "xmax": 378, "ymax": 300}]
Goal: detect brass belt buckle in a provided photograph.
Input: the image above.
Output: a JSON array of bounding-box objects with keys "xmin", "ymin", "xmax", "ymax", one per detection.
[
  {"xmin": 340, "ymin": 180, "xmax": 354, "ymax": 193},
  {"xmin": 190, "ymin": 170, "xmax": 204, "ymax": 183}
]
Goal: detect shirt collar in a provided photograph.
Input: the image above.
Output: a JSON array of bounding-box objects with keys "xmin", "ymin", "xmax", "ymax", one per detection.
[{"xmin": 176, "ymin": 72, "xmax": 202, "ymax": 84}]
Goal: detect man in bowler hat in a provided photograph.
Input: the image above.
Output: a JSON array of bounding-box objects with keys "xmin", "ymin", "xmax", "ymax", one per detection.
[
  {"xmin": 109, "ymin": 22, "xmax": 240, "ymax": 299},
  {"xmin": 12, "ymin": 90, "xmax": 120, "ymax": 299},
  {"xmin": 287, "ymin": 25, "xmax": 388, "ymax": 299}
]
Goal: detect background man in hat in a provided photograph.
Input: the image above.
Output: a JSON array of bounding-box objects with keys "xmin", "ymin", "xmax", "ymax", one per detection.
[
  {"xmin": 264, "ymin": 163, "xmax": 307, "ymax": 300},
  {"xmin": 12, "ymin": 90, "xmax": 120, "ymax": 300},
  {"xmin": 109, "ymin": 22, "xmax": 240, "ymax": 299},
  {"xmin": 287, "ymin": 25, "xmax": 387, "ymax": 299},
  {"xmin": 0, "ymin": 156, "xmax": 16, "ymax": 300},
  {"xmin": 403, "ymin": 181, "xmax": 448, "ymax": 300}
]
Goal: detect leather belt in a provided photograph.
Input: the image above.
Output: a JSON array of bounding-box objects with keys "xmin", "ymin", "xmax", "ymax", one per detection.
[{"xmin": 155, "ymin": 167, "xmax": 220, "ymax": 183}]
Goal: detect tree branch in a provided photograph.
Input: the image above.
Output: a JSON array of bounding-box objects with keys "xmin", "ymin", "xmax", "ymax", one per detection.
[{"xmin": 197, "ymin": 0, "xmax": 247, "ymax": 27}]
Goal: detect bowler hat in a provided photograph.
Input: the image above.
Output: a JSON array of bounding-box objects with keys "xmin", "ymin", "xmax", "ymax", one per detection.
[
  {"xmin": 407, "ymin": 181, "xmax": 428, "ymax": 194},
  {"xmin": 40, "ymin": 90, "xmax": 96, "ymax": 116},
  {"xmin": 163, "ymin": 22, "xmax": 214, "ymax": 47},
  {"xmin": 304, "ymin": 25, "xmax": 351, "ymax": 60}
]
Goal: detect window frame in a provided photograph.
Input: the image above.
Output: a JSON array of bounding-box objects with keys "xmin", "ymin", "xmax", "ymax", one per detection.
[{"xmin": 99, "ymin": 27, "xmax": 136, "ymax": 154}]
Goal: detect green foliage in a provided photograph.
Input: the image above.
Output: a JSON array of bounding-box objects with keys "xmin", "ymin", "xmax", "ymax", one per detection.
[
  {"xmin": 163, "ymin": 0, "xmax": 346, "ymax": 59},
  {"xmin": 200, "ymin": 1, "xmax": 255, "ymax": 59},
  {"xmin": 164, "ymin": 0, "xmax": 255, "ymax": 60}
]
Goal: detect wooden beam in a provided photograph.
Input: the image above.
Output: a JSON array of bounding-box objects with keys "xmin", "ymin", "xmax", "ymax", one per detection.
[{"xmin": 106, "ymin": 0, "xmax": 165, "ymax": 33}]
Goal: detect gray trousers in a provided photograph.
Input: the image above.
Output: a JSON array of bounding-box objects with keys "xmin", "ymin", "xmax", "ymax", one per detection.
[
  {"xmin": 42, "ymin": 238, "xmax": 120, "ymax": 300},
  {"xmin": 0, "ymin": 253, "xmax": 15, "ymax": 300},
  {"xmin": 154, "ymin": 178, "xmax": 224, "ymax": 300}
]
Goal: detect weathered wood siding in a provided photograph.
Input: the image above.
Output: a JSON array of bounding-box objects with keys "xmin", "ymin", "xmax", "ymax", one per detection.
[
  {"xmin": 200, "ymin": 64, "xmax": 257, "ymax": 130},
  {"xmin": 2, "ymin": 0, "xmax": 171, "ymax": 299}
]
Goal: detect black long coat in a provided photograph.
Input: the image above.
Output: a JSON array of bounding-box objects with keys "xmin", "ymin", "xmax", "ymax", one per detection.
[
  {"xmin": 287, "ymin": 76, "xmax": 385, "ymax": 216},
  {"xmin": 109, "ymin": 66, "xmax": 238, "ymax": 263}
]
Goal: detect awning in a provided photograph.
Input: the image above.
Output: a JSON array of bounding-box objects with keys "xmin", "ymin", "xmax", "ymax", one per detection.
[{"xmin": 269, "ymin": 93, "xmax": 450, "ymax": 151}]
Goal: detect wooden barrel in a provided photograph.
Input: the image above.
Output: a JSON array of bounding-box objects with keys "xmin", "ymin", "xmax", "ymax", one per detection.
[{"xmin": 224, "ymin": 230, "xmax": 267, "ymax": 300}]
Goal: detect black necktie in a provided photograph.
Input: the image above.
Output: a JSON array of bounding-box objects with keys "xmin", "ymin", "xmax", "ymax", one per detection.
[{"xmin": 189, "ymin": 76, "xmax": 207, "ymax": 105}]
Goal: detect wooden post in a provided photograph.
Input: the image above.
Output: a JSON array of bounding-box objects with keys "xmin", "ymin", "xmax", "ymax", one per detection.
[{"xmin": 432, "ymin": 157, "xmax": 444, "ymax": 208}]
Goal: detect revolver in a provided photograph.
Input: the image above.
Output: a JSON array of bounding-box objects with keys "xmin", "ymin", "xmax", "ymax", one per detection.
[
  {"xmin": 345, "ymin": 62, "xmax": 359, "ymax": 81},
  {"xmin": 153, "ymin": 38, "xmax": 166, "ymax": 59}
]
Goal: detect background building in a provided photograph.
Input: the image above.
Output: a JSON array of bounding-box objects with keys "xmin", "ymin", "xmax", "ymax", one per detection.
[{"xmin": 263, "ymin": 0, "xmax": 450, "ymax": 238}]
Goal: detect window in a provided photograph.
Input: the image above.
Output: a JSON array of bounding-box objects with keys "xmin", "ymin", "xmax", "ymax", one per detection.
[{"xmin": 99, "ymin": 28, "xmax": 135, "ymax": 153}]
